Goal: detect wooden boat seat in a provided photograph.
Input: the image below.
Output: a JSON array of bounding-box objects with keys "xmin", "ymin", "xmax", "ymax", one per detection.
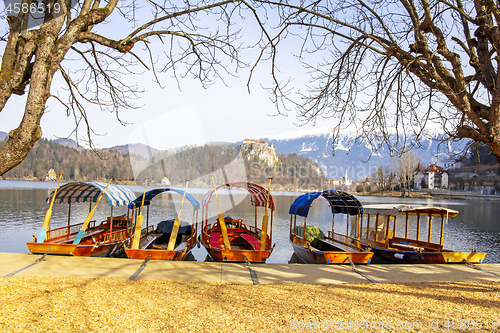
[
  {"xmin": 390, "ymin": 242, "xmax": 424, "ymax": 251},
  {"xmin": 210, "ymin": 232, "xmax": 222, "ymax": 249},
  {"xmin": 321, "ymin": 238, "xmax": 361, "ymax": 253},
  {"xmin": 57, "ymin": 229, "xmax": 104, "ymax": 243},
  {"xmin": 140, "ymin": 233, "xmax": 161, "ymax": 249},
  {"xmin": 308, "ymin": 245, "xmax": 321, "ymax": 252},
  {"xmin": 240, "ymin": 233, "xmax": 260, "ymax": 250},
  {"xmin": 174, "ymin": 240, "xmax": 187, "ymax": 251}
]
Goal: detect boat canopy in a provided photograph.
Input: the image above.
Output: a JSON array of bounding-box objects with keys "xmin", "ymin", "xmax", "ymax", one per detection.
[
  {"xmin": 362, "ymin": 204, "xmax": 458, "ymax": 218},
  {"xmin": 202, "ymin": 182, "xmax": 275, "ymax": 210},
  {"xmin": 289, "ymin": 190, "xmax": 362, "ymax": 217},
  {"xmin": 128, "ymin": 188, "xmax": 200, "ymax": 210},
  {"xmin": 46, "ymin": 182, "xmax": 136, "ymax": 207}
]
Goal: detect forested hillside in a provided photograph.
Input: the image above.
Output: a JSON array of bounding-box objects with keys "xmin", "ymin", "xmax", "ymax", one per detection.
[
  {"xmin": 0, "ymin": 138, "xmax": 135, "ymax": 182},
  {"xmin": 0, "ymin": 139, "xmax": 325, "ymax": 189}
]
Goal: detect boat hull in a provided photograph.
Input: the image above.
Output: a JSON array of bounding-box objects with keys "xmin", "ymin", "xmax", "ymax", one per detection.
[
  {"xmin": 368, "ymin": 246, "xmax": 487, "ymax": 264},
  {"xmin": 202, "ymin": 245, "xmax": 272, "ymax": 263},
  {"xmin": 26, "ymin": 239, "xmax": 127, "ymax": 257},
  {"xmin": 200, "ymin": 223, "xmax": 274, "ymax": 263},
  {"xmin": 290, "ymin": 241, "xmax": 372, "ymax": 264},
  {"xmin": 125, "ymin": 245, "xmax": 195, "ymax": 261}
]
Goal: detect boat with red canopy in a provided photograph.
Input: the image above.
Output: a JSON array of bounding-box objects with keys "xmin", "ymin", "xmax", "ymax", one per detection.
[
  {"xmin": 200, "ymin": 181, "xmax": 275, "ymax": 262},
  {"xmin": 289, "ymin": 190, "xmax": 373, "ymax": 264},
  {"xmin": 124, "ymin": 187, "xmax": 199, "ymax": 261}
]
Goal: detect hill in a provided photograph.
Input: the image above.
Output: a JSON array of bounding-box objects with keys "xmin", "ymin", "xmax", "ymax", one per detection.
[
  {"xmin": 0, "ymin": 138, "xmax": 325, "ymax": 189},
  {"xmin": 105, "ymin": 143, "xmax": 161, "ymax": 159},
  {"xmin": 0, "ymin": 138, "xmax": 135, "ymax": 182},
  {"xmin": 131, "ymin": 141, "xmax": 324, "ymax": 189}
]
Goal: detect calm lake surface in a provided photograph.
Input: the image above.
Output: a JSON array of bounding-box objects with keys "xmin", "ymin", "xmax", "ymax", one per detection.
[{"xmin": 0, "ymin": 180, "xmax": 498, "ymax": 263}]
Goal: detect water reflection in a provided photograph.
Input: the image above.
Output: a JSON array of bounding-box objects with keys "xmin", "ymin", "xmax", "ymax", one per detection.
[{"xmin": 0, "ymin": 181, "xmax": 498, "ymax": 263}]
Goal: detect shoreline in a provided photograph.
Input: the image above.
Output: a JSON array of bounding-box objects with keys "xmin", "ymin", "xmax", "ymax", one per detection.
[{"xmin": 2, "ymin": 178, "xmax": 500, "ymax": 200}]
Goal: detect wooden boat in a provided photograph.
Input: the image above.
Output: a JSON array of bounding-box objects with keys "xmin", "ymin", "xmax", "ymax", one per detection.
[
  {"xmin": 200, "ymin": 181, "xmax": 275, "ymax": 263},
  {"xmin": 289, "ymin": 190, "xmax": 373, "ymax": 264},
  {"xmin": 124, "ymin": 187, "xmax": 199, "ymax": 261},
  {"xmin": 26, "ymin": 181, "xmax": 136, "ymax": 256},
  {"xmin": 359, "ymin": 205, "xmax": 487, "ymax": 264}
]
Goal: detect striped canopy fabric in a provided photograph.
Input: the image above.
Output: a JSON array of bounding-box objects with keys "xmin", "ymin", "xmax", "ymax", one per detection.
[
  {"xmin": 289, "ymin": 190, "xmax": 362, "ymax": 217},
  {"xmin": 128, "ymin": 188, "xmax": 200, "ymax": 210},
  {"xmin": 202, "ymin": 182, "xmax": 275, "ymax": 210},
  {"xmin": 46, "ymin": 182, "xmax": 136, "ymax": 207}
]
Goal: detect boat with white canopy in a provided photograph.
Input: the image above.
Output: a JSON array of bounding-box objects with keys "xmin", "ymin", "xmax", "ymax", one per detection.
[
  {"xmin": 26, "ymin": 181, "xmax": 136, "ymax": 256},
  {"xmin": 359, "ymin": 204, "xmax": 487, "ymax": 263}
]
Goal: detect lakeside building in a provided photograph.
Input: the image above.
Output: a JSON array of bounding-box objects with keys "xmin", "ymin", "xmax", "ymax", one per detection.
[
  {"xmin": 414, "ymin": 164, "xmax": 449, "ymax": 190},
  {"xmin": 45, "ymin": 169, "xmax": 57, "ymax": 181}
]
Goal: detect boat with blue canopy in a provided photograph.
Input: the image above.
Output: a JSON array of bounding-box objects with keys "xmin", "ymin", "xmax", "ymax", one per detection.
[
  {"xmin": 26, "ymin": 181, "xmax": 136, "ymax": 256},
  {"xmin": 289, "ymin": 190, "xmax": 373, "ymax": 264},
  {"xmin": 125, "ymin": 187, "xmax": 200, "ymax": 261}
]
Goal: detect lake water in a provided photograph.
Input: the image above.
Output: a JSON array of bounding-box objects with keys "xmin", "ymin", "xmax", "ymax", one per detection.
[{"xmin": 0, "ymin": 180, "xmax": 498, "ymax": 263}]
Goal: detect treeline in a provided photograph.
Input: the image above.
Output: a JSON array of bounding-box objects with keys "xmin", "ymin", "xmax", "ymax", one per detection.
[
  {"xmin": 136, "ymin": 145, "xmax": 325, "ymax": 188},
  {"xmin": 0, "ymin": 138, "xmax": 135, "ymax": 182},
  {"xmin": 461, "ymin": 145, "xmax": 498, "ymax": 167},
  {"xmin": 1, "ymin": 139, "xmax": 325, "ymax": 188}
]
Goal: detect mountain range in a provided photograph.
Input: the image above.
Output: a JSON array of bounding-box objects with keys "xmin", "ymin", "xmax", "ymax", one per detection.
[
  {"xmin": 253, "ymin": 126, "xmax": 467, "ymax": 181},
  {"xmin": 2, "ymin": 127, "xmax": 467, "ymax": 181}
]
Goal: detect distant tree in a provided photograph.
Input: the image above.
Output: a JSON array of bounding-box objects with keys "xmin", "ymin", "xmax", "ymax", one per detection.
[
  {"xmin": 391, "ymin": 151, "xmax": 420, "ymax": 197},
  {"xmin": 370, "ymin": 166, "xmax": 393, "ymax": 192}
]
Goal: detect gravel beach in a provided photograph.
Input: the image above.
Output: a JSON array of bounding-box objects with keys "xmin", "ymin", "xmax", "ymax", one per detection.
[{"xmin": 0, "ymin": 277, "xmax": 498, "ymax": 332}]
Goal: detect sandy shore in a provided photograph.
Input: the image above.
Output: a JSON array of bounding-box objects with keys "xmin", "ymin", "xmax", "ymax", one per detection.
[{"xmin": 0, "ymin": 277, "xmax": 498, "ymax": 332}]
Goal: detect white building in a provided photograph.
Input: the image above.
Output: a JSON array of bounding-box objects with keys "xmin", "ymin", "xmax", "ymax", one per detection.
[
  {"xmin": 161, "ymin": 177, "xmax": 170, "ymax": 186},
  {"xmin": 45, "ymin": 169, "xmax": 57, "ymax": 181},
  {"xmin": 414, "ymin": 164, "xmax": 449, "ymax": 190}
]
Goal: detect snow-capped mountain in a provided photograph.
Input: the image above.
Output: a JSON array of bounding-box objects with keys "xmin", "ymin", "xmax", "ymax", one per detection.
[{"xmin": 255, "ymin": 126, "xmax": 467, "ymax": 180}]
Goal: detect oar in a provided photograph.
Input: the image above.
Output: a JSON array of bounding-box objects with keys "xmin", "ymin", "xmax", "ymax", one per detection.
[
  {"xmin": 211, "ymin": 175, "xmax": 231, "ymax": 250},
  {"xmin": 38, "ymin": 174, "xmax": 63, "ymax": 243},
  {"xmin": 131, "ymin": 179, "xmax": 148, "ymax": 249},
  {"xmin": 73, "ymin": 178, "xmax": 113, "ymax": 245},
  {"xmin": 259, "ymin": 178, "xmax": 272, "ymax": 251},
  {"xmin": 167, "ymin": 181, "xmax": 189, "ymax": 250}
]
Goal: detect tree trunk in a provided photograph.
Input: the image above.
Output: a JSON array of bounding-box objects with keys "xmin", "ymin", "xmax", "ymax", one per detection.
[{"xmin": 0, "ymin": 28, "xmax": 59, "ymax": 176}]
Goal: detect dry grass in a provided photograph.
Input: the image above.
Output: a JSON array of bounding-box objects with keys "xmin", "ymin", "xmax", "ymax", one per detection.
[{"xmin": 0, "ymin": 277, "xmax": 498, "ymax": 332}]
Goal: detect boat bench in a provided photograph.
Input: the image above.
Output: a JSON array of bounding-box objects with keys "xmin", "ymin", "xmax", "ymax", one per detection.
[
  {"xmin": 240, "ymin": 233, "xmax": 260, "ymax": 250},
  {"xmin": 321, "ymin": 238, "xmax": 362, "ymax": 253},
  {"xmin": 391, "ymin": 243, "xmax": 424, "ymax": 251},
  {"xmin": 59, "ymin": 229, "xmax": 104, "ymax": 243},
  {"xmin": 210, "ymin": 232, "xmax": 222, "ymax": 249},
  {"xmin": 308, "ymin": 245, "xmax": 321, "ymax": 252}
]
